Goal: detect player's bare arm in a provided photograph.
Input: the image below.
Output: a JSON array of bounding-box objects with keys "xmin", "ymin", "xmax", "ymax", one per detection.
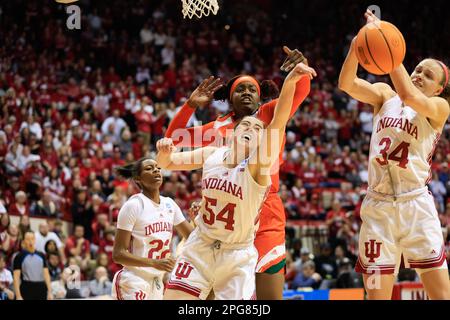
[
  {"xmin": 174, "ymin": 220, "xmax": 194, "ymax": 240},
  {"xmin": 156, "ymin": 137, "xmax": 217, "ymax": 171},
  {"xmin": 251, "ymin": 62, "xmax": 317, "ymax": 186},
  {"xmin": 113, "ymin": 228, "xmax": 175, "ymax": 272},
  {"xmin": 390, "ymin": 64, "xmax": 450, "ymax": 131},
  {"xmin": 338, "ymin": 11, "xmax": 395, "ymax": 112}
]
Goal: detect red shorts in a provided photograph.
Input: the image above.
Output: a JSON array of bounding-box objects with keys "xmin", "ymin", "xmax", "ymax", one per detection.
[{"xmin": 254, "ymin": 192, "xmax": 286, "ymax": 274}]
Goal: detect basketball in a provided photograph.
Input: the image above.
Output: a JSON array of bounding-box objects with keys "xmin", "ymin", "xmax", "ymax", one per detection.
[{"xmin": 355, "ymin": 20, "xmax": 406, "ymax": 75}]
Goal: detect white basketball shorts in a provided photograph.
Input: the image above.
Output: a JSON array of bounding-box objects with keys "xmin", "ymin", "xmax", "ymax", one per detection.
[
  {"xmin": 356, "ymin": 187, "xmax": 448, "ymax": 276},
  {"xmin": 112, "ymin": 268, "xmax": 164, "ymax": 300},
  {"xmin": 166, "ymin": 228, "xmax": 257, "ymax": 300}
]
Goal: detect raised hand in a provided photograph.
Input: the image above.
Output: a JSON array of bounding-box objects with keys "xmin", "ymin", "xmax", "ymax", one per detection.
[
  {"xmin": 280, "ymin": 46, "xmax": 307, "ymax": 72},
  {"xmin": 188, "ymin": 200, "xmax": 202, "ymax": 221},
  {"xmin": 365, "ymin": 8, "xmax": 380, "ymax": 25},
  {"xmin": 187, "ymin": 76, "xmax": 223, "ymax": 109},
  {"xmin": 286, "ymin": 62, "xmax": 317, "ymax": 82},
  {"xmin": 156, "ymin": 137, "xmax": 176, "ymax": 155}
]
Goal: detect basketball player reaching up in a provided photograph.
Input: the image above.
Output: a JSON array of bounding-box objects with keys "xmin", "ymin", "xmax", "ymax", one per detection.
[
  {"xmin": 111, "ymin": 158, "xmax": 193, "ymax": 300},
  {"xmin": 156, "ymin": 62, "xmax": 317, "ymax": 300},
  {"xmin": 339, "ymin": 10, "xmax": 450, "ymax": 299},
  {"xmin": 165, "ymin": 47, "xmax": 310, "ymax": 300}
]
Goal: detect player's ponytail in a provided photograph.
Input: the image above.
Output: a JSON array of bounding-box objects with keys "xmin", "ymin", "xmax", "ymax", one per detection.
[{"xmin": 115, "ymin": 157, "xmax": 151, "ymax": 179}]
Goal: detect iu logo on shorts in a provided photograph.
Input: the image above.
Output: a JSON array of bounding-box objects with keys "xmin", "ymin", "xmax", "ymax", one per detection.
[
  {"xmin": 135, "ymin": 290, "xmax": 146, "ymax": 300},
  {"xmin": 364, "ymin": 239, "xmax": 382, "ymax": 263},
  {"xmin": 175, "ymin": 262, "xmax": 194, "ymax": 280}
]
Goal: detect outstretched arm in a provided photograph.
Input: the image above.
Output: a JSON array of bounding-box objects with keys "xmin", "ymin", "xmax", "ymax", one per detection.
[
  {"xmin": 165, "ymin": 77, "xmax": 223, "ymax": 147},
  {"xmin": 156, "ymin": 137, "xmax": 217, "ymax": 171},
  {"xmin": 251, "ymin": 63, "xmax": 317, "ymax": 186},
  {"xmin": 258, "ymin": 47, "xmax": 311, "ymax": 123},
  {"xmin": 390, "ymin": 64, "xmax": 449, "ymax": 127},
  {"xmin": 338, "ymin": 10, "xmax": 394, "ymax": 112}
]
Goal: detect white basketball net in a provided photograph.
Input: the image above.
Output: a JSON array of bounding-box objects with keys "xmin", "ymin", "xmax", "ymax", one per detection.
[{"xmin": 181, "ymin": 0, "xmax": 219, "ymax": 19}]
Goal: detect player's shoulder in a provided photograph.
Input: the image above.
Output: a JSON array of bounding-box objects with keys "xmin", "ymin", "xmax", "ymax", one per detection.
[
  {"xmin": 121, "ymin": 194, "xmax": 144, "ymax": 214},
  {"xmin": 373, "ymin": 82, "xmax": 396, "ymax": 99},
  {"xmin": 160, "ymin": 196, "xmax": 180, "ymax": 209}
]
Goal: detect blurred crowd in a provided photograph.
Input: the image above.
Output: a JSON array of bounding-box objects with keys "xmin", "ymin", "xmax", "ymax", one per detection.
[{"xmin": 0, "ymin": 0, "xmax": 450, "ymax": 299}]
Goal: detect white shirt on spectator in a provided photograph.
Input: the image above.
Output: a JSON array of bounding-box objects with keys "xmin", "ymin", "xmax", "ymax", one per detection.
[
  {"xmin": 101, "ymin": 116, "xmax": 127, "ymax": 140},
  {"xmin": 35, "ymin": 231, "xmax": 64, "ymax": 253},
  {"xmin": 20, "ymin": 122, "xmax": 42, "ymax": 140},
  {"xmin": 161, "ymin": 47, "xmax": 175, "ymax": 66},
  {"xmin": 359, "ymin": 111, "xmax": 373, "ymax": 134},
  {"xmin": 346, "ymin": 98, "xmax": 359, "ymax": 112},
  {"xmin": 211, "ymin": 100, "xmax": 229, "ymax": 114},
  {"xmin": 93, "ymin": 95, "xmax": 110, "ymax": 117},
  {"xmin": 17, "ymin": 153, "xmax": 40, "ymax": 171},
  {"xmin": 140, "ymin": 28, "xmax": 154, "ymax": 44},
  {"xmin": 5, "ymin": 150, "xmax": 20, "ymax": 173},
  {"xmin": 0, "ymin": 268, "xmax": 13, "ymax": 288},
  {"xmin": 0, "ymin": 203, "xmax": 6, "ymax": 214},
  {"xmin": 136, "ymin": 67, "xmax": 151, "ymax": 84},
  {"xmin": 359, "ymin": 169, "xmax": 369, "ymax": 183},
  {"xmin": 154, "ymin": 33, "xmax": 167, "ymax": 47}
]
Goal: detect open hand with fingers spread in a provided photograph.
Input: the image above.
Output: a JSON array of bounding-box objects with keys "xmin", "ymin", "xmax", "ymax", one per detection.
[
  {"xmin": 280, "ymin": 46, "xmax": 307, "ymax": 72},
  {"xmin": 187, "ymin": 76, "xmax": 223, "ymax": 109}
]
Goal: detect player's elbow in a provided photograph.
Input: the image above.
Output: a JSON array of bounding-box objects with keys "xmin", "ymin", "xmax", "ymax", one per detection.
[
  {"xmin": 338, "ymin": 78, "xmax": 352, "ymax": 93},
  {"xmin": 112, "ymin": 248, "xmax": 124, "ymax": 264}
]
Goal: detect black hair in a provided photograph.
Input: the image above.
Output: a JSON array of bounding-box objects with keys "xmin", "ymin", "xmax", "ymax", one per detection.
[
  {"xmin": 45, "ymin": 239, "xmax": 58, "ymax": 254},
  {"xmin": 115, "ymin": 157, "xmax": 153, "ymax": 189},
  {"xmin": 213, "ymin": 75, "xmax": 280, "ymax": 103},
  {"xmin": 0, "ymin": 251, "xmax": 6, "ymax": 261}
]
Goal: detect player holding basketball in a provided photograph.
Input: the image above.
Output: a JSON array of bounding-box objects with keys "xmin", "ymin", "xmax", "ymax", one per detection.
[
  {"xmin": 111, "ymin": 158, "xmax": 193, "ymax": 300},
  {"xmin": 156, "ymin": 62, "xmax": 317, "ymax": 300},
  {"xmin": 164, "ymin": 47, "xmax": 310, "ymax": 300},
  {"xmin": 339, "ymin": 10, "xmax": 450, "ymax": 300}
]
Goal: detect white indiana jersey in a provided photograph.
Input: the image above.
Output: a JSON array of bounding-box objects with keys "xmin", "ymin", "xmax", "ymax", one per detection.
[
  {"xmin": 195, "ymin": 147, "xmax": 270, "ymax": 244},
  {"xmin": 368, "ymin": 95, "xmax": 440, "ymax": 195},
  {"xmin": 116, "ymin": 193, "xmax": 186, "ymax": 280}
]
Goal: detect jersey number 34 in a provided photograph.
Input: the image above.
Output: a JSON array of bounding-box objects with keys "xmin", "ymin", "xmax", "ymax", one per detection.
[{"xmin": 376, "ymin": 137, "xmax": 410, "ymax": 169}]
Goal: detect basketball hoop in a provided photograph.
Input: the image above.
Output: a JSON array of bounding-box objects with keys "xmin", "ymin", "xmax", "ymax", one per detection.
[{"xmin": 181, "ymin": 0, "xmax": 219, "ymax": 19}]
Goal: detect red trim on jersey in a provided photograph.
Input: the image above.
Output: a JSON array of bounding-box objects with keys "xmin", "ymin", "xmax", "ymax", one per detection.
[
  {"xmin": 426, "ymin": 133, "xmax": 441, "ymax": 185},
  {"xmin": 408, "ymin": 246, "xmax": 446, "ymax": 269},
  {"xmin": 167, "ymin": 280, "xmax": 201, "ymax": 298},
  {"xmin": 355, "ymin": 257, "xmax": 396, "ymax": 274},
  {"xmin": 115, "ymin": 269, "xmax": 124, "ymax": 300}
]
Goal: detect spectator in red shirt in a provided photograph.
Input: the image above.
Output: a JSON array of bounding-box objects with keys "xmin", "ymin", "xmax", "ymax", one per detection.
[
  {"xmin": 91, "ymin": 149, "xmax": 111, "ymax": 175},
  {"xmin": 133, "ymin": 98, "xmax": 153, "ymax": 146},
  {"xmin": 132, "ymin": 134, "xmax": 145, "ymax": 160},
  {"xmin": 110, "ymin": 147, "xmax": 126, "ymax": 172},
  {"xmin": 65, "ymin": 225, "xmax": 91, "ymax": 271},
  {"xmin": 9, "ymin": 191, "xmax": 30, "ymax": 216},
  {"xmin": 98, "ymin": 226, "xmax": 121, "ymax": 275},
  {"xmin": 326, "ymin": 200, "xmax": 348, "ymax": 247},
  {"xmin": 91, "ymin": 213, "xmax": 110, "ymax": 251}
]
